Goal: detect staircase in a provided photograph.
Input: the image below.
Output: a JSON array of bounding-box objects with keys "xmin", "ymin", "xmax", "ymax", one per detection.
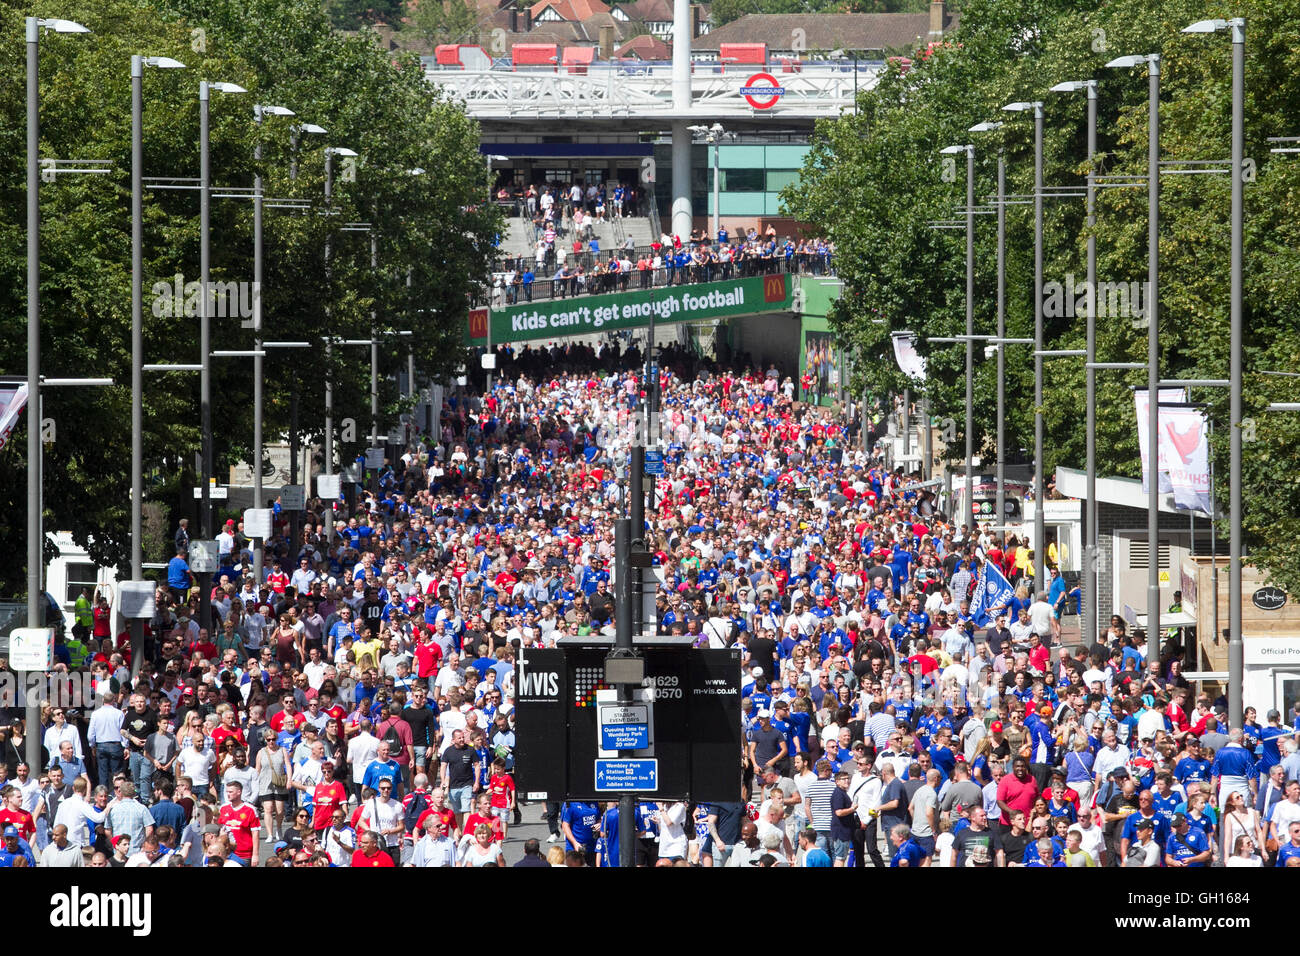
[{"xmin": 495, "ymin": 214, "xmax": 657, "ymax": 263}]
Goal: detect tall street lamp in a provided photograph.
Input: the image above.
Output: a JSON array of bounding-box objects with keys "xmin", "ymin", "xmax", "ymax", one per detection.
[
  {"xmin": 940, "ymin": 142, "xmax": 976, "ymax": 533},
  {"xmin": 26, "ymin": 15, "xmax": 91, "ymax": 770},
  {"xmin": 1106, "ymin": 52, "xmax": 1162, "ymax": 652},
  {"xmin": 970, "ymin": 121, "xmax": 1007, "ymax": 523},
  {"xmin": 1002, "ymin": 99, "xmax": 1046, "ymax": 585},
  {"xmin": 197, "ymin": 80, "xmax": 247, "ymax": 633},
  {"xmin": 321, "ymin": 146, "xmax": 358, "ymax": 478},
  {"xmin": 251, "ymin": 102, "xmax": 295, "ymax": 588},
  {"xmin": 1183, "ymin": 17, "xmax": 1246, "ymax": 725},
  {"xmin": 130, "ymin": 52, "xmax": 185, "ymax": 678},
  {"xmin": 1050, "ymin": 78, "xmax": 1100, "ymax": 646}
]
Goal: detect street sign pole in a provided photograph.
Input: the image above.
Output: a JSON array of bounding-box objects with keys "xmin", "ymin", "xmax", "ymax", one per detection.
[{"xmin": 614, "ymin": 518, "xmax": 636, "ymax": 868}]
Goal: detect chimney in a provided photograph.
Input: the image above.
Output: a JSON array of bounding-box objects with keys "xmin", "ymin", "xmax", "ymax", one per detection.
[
  {"xmin": 510, "ymin": 4, "xmax": 519, "ymax": 31},
  {"xmin": 523, "ymin": 7, "xmax": 532, "ymax": 30},
  {"xmin": 928, "ymin": 0, "xmax": 945, "ymax": 40},
  {"xmin": 600, "ymin": 23, "xmax": 615, "ymax": 58},
  {"xmin": 691, "ymin": 4, "xmax": 701, "ymax": 38}
]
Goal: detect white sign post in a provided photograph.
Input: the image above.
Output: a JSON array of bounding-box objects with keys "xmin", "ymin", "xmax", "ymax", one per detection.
[{"xmin": 9, "ymin": 627, "xmax": 53, "ymax": 670}]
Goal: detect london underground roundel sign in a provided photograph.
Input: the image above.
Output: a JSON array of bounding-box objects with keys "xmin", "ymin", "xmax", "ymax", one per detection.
[{"xmin": 740, "ymin": 71, "xmax": 785, "ymax": 110}]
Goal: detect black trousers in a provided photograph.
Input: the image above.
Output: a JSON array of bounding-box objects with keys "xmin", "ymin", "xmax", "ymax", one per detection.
[{"xmin": 853, "ymin": 819, "xmax": 886, "ymax": 868}]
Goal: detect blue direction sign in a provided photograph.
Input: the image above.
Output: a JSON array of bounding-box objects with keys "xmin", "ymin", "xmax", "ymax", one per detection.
[
  {"xmin": 599, "ymin": 703, "xmax": 650, "ymax": 751},
  {"xmin": 643, "ymin": 449, "xmax": 665, "ymax": 476},
  {"xmin": 594, "ymin": 758, "xmax": 658, "ymax": 792}
]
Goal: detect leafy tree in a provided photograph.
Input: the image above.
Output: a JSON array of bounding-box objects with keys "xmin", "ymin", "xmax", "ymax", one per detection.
[
  {"xmin": 784, "ymin": 0, "xmax": 1300, "ymax": 592},
  {"xmin": 0, "ymin": 0, "xmax": 499, "ymax": 596},
  {"xmin": 404, "ymin": 0, "xmax": 481, "ymax": 49}
]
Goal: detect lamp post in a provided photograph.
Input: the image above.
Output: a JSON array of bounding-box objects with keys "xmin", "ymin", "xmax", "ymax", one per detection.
[
  {"xmin": 969, "ymin": 124, "xmax": 1004, "ymax": 524},
  {"xmin": 1106, "ymin": 52, "xmax": 1161, "ymax": 652},
  {"xmin": 251, "ymin": 103, "xmax": 295, "ymax": 589},
  {"xmin": 196, "ymin": 79, "xmax": 247, "ymax": 634},
  {"xmin": 26, "ymin": 16, "xmax": 91, "ymax": 771},
  {"xmin": 688, "ymin": 123, "xmax": 728, "ymax": 240},
  {"xmin": 1050, "ymin": 78, "xmax": 1100, "ymax": 646},
  {"xmin": 130, "ymin": 52, "xmax": 185, "ymax": 681},
  {"xmin": 321, "ymin": 147, "xmax": 358, "ymax": 478},
  {"xmin": 940, "ymin": 143, "xmax": 976, "ymax": 534},
  {"xmin": 1003, "ymin": 99, "xmax": 1046, "ymax": 585},
  {"xmin": 1183, "ymin": 17, "xmax": 1245, "ymax": 726}
]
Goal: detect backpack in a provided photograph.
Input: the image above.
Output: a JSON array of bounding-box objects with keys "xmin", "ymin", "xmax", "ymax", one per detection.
[
  {"xmin": 402, "ymin": 791, "xmax": 429, "ymax": 834},
  {"xmin": 382, "ymin": 722, "xmax": 404, "ymax": 758}
]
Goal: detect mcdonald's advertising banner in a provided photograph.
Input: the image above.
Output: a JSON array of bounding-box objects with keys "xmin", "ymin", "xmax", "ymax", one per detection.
[{"xmin": 467, "ymin": 274, "xmax": 794, "ymax": 345}]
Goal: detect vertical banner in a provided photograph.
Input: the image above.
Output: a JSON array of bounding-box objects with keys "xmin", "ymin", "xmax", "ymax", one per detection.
[
  {"xmin": 891, "ymin": 331, "xmax": 927, "ymax": 381},
  {"xmin": 1161, "ymin": 404, "xmax": 1212, "ymax": 514},
  {"xmin": 1133, "ymin": 387, "xmax": 1185, "ymax": 494},
  {"xmin": 0, "ymin": 381, "xmax": 30, "ymax": 453}
]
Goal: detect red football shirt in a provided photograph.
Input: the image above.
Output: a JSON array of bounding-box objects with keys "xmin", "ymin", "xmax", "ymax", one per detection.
[
  {"xmin": 352, "ymin": 848, "xmax": 395, "ymax": 867},
  {"xmin": 0, "ymin": 808, "xmax": 35, "ymax": 841},
  {"xmin": 311, "ymin": 780, "xmax": 347, "ymax": 831},
  {"xmin": 218, "ymin": 802, "xmax": 260, "ymax": 859}
]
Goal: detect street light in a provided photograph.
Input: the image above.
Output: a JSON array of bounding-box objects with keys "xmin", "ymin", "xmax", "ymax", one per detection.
[
  {"xmin": 1183, "ymin": 17, "xmax": 1246, "ymax": 726},
  {"xmin": 128, "ymin": 52, "xmax": 186, "ymax": 679},
  {"xmin": 321, "ymin": 146, "xmax": 358, "ymax": 477},
  {"xmin": 1050, "ymin": 77, "xmax": 1101, "ymax": 647},
  {"xmin": 939, "ymin": 143, "xmax": 976, "ymax": 533},
  {"xmin": 26, "ymin": 15, "xmax": 91, "ymax": 770},
  {"xmin": 1107, "ymin": 51, "xmax": 1162, "ymax": 651},
  {"xmin": 1002, "ymin": 99, "xmax": 1046, "ymax": 585},
  {"xmin": 689, "ymin": 123, "xmax": 728, "ymax": 240},
  {"xmin": 250, "ymin": 102, "xmax": 295, "ymax": 587},
  {"xmin": 195, "ymin": 79, "xmax": 248, "ymax": 633},
  {"xmin": 969, "ymin": 121, "xmax": 1013, "ymax": 527}
]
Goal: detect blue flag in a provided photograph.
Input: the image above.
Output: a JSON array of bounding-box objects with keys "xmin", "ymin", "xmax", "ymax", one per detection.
[{"xmin": 970, "ymin": 559, "xmax": 1016, "ymax": 628}]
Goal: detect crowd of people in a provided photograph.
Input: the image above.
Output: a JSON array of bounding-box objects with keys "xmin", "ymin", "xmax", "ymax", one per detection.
[
  {"xmin": 493, "ymin": 229, "xmax": 835, "ymax": 305},
  {"xmin": 1, "ymin": 332, "xmax": 1297, "ymax": 871}
]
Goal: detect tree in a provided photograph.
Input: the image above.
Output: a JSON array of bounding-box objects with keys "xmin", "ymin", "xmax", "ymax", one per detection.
[
  {"xmin": 783, "ymin": 0, "xmax": 1300, "ymax": 592},
  {"xmin": 404, "ymin": 0, "xmax": 482, "ymax": 49},
  {"xmin": 0, "ymin": 0, "xmax": 500, "ymax": 595}
]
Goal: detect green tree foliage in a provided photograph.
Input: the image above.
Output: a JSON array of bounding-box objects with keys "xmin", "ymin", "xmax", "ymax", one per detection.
[
  {"xmin": 404, "ymin": 0, "xmax": 482, "ymax": 49},
  {"xmin": 0, "ymin": 0, "xmax": 500, "ymax": 595},
  {"xmin": 784, "ymin": 0, "xmax": 1300, "ymax": 591},
  {"xmin": 710, "ymin": 0, "xmax": 927, "ymax": 29}
]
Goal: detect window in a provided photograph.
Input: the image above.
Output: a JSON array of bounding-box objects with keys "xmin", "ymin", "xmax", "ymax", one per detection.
[
  {"xmin": 766, "ymin": 170, "xmax": 800, "ymax": 192},
  {"xmin": 65, "ymin": 562, "xmax": 98, "ymax": 605},
  {"xmin": 720, "ymin": 168, "xmax": 764, "ymax": 192}
]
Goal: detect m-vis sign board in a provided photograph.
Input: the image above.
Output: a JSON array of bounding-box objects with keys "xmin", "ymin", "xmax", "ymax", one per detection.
[{"xmin": 514, "ymin": 648, "xmax": 568, "ymax": 801}]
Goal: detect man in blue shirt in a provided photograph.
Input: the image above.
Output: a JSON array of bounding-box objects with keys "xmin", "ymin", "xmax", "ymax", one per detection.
[
  {"xmin": 1276, "ymin": 820, "xmax": 1300, "ymax": 867},
  {"xmin": 167, "ymin": 548, "xmax": 193, "ymax": 603},
  {"xmin": 1211, "ymin": 729, "xmax": 1257, "ymax": 810},
  {"xmin": 561, "ymin": 800, "xmax": 600, "ymax": 866},
  {"xmin": 1163, "ymin": 812, "xmax": 1211, "ymax": 867},
  {"xmin": 0, "ymin": 826, "xmax": 35, "ymax": 867},
  {"xmin": 888, "ymin": 823, "xmax": 926, "ymax": 867}
]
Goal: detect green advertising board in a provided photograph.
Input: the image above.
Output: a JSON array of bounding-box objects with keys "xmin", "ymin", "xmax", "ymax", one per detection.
[{"xmin": 468, "ymin": 273, "xmax": 794, "ymax": 345}]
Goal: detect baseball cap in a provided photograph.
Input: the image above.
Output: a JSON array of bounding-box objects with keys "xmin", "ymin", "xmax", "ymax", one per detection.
[
  {"xmin": 1134, "ymin": 817, "xmax": 1154, "ymax": 830},
  {"xmin": 2, "ymin": 825, "xmax": 17, "ymax": 838},
  {"xmin": 757, "ymin": 708, "xmax": 773, "ymax": 719},
  {"xmin": 1170, "ymin": 812, "xmax": 1187, "ymax": 827},
  {"xmin": 1038, "ymin": 703, "xmax": 1053, "ymax": 716},
  {"xmin": 990, "ymin": 720, "xmax": 1004, "ymax": 733},
  {"xmin": 272, "ymin": 841, "xmax": 289, "ymax": 853}
]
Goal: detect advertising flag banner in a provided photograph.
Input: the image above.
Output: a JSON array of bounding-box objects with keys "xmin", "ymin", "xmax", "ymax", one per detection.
[
  {"xmin": 0, "ymin": 382, "xmax": 29, "ymax": 453},
  {"xmin": 891, "ymin": 332, "xmax": 927, "ymax": 381},
  {"xmin": 1133, "ymin": 388, "xmax": 1186, "ymax": 495},
  {"xmin": 1161, "ymin": 404, "xmax": 1212, "ymax": 514}
]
